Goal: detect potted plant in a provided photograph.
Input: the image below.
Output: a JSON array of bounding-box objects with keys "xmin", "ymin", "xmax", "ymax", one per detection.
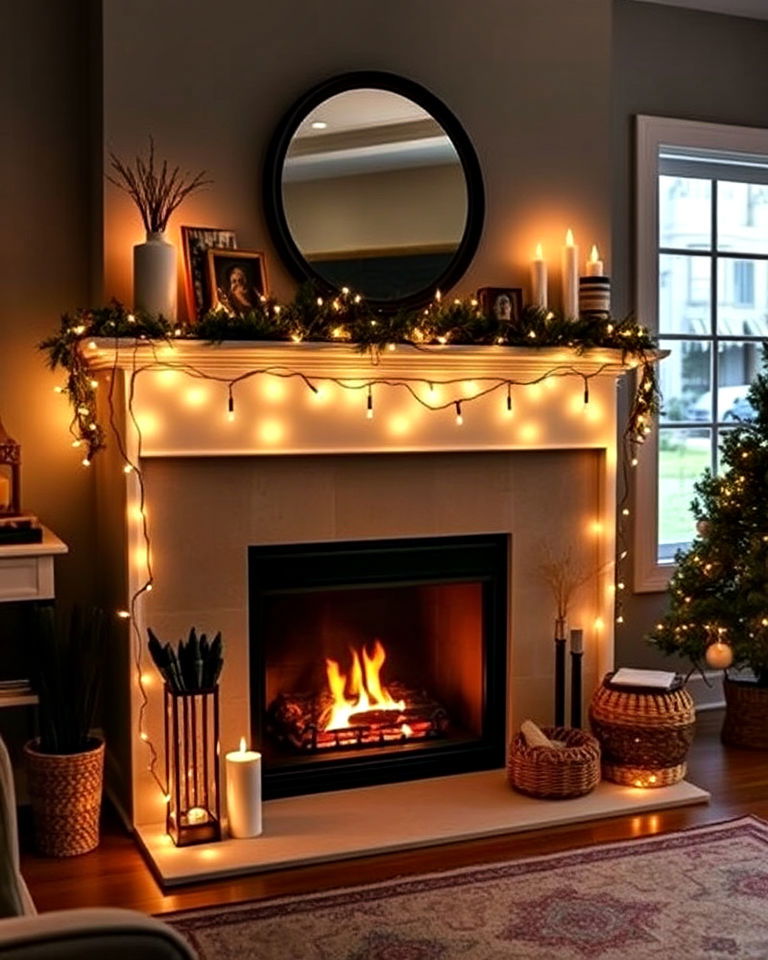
[{"xmin": 24, "ymin": 606, "xmax": 107, "ymax": 856}]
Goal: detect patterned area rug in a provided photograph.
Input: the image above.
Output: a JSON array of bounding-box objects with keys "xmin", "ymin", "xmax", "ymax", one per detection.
[{"xmin": 166, "ymin": 816, "xmax": 768, "ymax": 959}]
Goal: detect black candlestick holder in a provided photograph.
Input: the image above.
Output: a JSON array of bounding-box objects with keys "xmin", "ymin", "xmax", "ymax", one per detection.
[{"xmin": 570, "ymin": 651, "xmax": 583, "ymax": 728}]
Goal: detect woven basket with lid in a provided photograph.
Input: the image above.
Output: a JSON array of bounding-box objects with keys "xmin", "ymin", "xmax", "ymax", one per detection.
[{"xmin": 589, "ymin": 674, "xmax": 695, "ymax": 787}]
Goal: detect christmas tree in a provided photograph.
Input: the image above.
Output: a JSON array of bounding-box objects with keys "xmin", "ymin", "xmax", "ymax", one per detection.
[{"xmin": 649, "ymin": 346, "xmax": 768, "ymax": 686}]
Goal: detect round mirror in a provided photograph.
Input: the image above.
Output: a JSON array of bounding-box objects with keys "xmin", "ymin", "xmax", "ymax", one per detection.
[{"xmin": 264, "ymin": 72, "xmax": 484, "ymax": 310}]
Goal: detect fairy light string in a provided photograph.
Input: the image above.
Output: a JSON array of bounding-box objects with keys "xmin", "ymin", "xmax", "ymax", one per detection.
[{"xmin": 42, "ymin": 290, "xmax": 661, "ymax": 802}]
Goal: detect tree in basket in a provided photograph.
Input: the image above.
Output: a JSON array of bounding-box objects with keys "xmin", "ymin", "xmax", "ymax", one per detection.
[
  {"xmin": 24, "ymin": 607, "xmax": 107, "ymax": 856},
  {"xmin": 648, "ymin": 345, "xmax": 768, "ymax": 749}
]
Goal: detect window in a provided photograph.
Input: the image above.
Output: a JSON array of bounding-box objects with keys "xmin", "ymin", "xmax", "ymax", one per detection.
[{"xmin": 635, "ymin": 117, "xmax": 768, "ymax": 591}]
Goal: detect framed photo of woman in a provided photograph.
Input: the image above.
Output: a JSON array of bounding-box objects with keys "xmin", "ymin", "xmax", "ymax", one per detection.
[
  {"xmin": 181, "ymin": 225, "xmax": 238, "ymax": 321},
  {"xmin": 206, "ymin": 250, "xmax": 269, "ymax": 317}
]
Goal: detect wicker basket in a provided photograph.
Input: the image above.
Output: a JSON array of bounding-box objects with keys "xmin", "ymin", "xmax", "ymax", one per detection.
[
  {"xmin": 24, "ymin": 738, "xmax": 104, "ymax": 857},
  {"xmin": 508, "ymin": 726, "xmax": 601, "ymax": 799},
  {"xmin": 722, "ymin": 677, "xmax": 768, "ymax": 750},
  {"xmin": 589, "ymin": 675, "xmax": 695, "ymax": 788}
]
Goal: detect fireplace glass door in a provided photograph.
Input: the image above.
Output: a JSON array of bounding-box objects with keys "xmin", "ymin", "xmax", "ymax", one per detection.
[{"xmin": 249, "ymin": 534, "xmax": 507, "ymax": 798}]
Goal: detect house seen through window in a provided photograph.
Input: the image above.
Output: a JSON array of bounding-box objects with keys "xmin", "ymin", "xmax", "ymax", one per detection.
[{"xmin": 657, "ymin": 152, "xmax": 768, "ymax": 562}]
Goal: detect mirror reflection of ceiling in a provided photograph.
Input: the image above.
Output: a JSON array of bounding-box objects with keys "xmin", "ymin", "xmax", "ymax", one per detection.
[{"xmin": 281, "ymin": 88, "xmax": 468, "ymax": 302}]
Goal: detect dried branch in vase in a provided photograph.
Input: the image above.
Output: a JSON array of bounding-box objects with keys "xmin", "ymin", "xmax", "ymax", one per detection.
[
  {"xmin": 107, "ymin": 137, "xmax": 212, "ymax": 234},
  {"xmin": 536, "ymin": 543, "xmax": 594, "ymax": 624}
]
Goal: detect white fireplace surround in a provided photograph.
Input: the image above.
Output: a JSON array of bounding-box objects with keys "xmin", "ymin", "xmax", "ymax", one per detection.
[{"xmin": 89, "ymin": 341, "xmax": 706, "ymax": 884}]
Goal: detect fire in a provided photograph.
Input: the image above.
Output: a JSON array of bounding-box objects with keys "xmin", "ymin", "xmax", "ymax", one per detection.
[{"xmin": 325, "ymin": 640, "xmax": 405, "ymax": 731}]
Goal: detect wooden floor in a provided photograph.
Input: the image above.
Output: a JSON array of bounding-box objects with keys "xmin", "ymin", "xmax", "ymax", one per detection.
[{"xmin": 20, "ymin": 710, "xmax": 768, "ymax": 916}]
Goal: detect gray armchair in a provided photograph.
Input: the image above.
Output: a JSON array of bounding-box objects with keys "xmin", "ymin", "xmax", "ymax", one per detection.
[{"xmin": 0, "ymin": 737, "xmax": 195, "ymax": 959}]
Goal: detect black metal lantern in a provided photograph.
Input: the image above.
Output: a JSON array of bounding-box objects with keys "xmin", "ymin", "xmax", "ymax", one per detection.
[{"xmin": 0, "ymin": 418, "xmax": 21, "ymax": 517}]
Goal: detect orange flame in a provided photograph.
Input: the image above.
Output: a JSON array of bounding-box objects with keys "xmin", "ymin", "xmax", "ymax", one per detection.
[{"xmin": 325, "ymin": 640, "xmax": 405, "ymax": 731}]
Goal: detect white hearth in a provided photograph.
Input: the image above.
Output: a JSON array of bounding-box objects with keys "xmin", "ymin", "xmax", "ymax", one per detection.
[{"xmin": 90, "ymin": 341, "xmax": 706, "ymax": 884}]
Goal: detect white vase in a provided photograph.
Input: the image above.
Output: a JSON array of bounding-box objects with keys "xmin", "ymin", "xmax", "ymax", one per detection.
[{"xmin": 133, "ymin": 230, "xmax": 177, "ymax": 320}]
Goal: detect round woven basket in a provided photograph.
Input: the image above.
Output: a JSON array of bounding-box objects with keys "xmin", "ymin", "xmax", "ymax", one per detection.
[
  {"xmin": 589, "ymin": 676, "xmax": 695, "ymax": 788},
  {"xmin": 508, "ymin": 726, "xmax": 601, "ymax": 799},
  {"xmin": 24, "ymin": 738, "xmax": 104, "ymax": 857},
  {"xmin": 722, "ymin": 677, "xmax": 768, "ymax": 750}
]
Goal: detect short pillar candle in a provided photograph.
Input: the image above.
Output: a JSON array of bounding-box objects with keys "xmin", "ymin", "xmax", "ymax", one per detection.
[{"xmin": 225, "ymin": 738, "xmax": 262, "ymax": 838}]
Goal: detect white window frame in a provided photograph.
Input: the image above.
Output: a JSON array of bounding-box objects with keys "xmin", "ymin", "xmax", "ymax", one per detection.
[{"xmin": 635, "ymin": 115, "xmax": 768, "ymax": 592}]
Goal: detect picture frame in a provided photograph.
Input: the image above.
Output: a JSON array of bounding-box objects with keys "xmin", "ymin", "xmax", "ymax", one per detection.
[
  {"xmin": 181, "ymin": 226, "xmax": 238, "ymax": 321},
  {"xmin": 207, "ymin": 249, "xmax": 269, "ymax": 318},
  {"xmin": 477, "ymin": 287, "xmax": 523, "ymax": 324}
]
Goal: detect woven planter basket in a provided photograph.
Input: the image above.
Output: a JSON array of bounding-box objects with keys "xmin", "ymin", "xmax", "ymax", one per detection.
[
  {"xmin": 722, "ymin": 677, "xmax": 768, "ymax": 750},
  {"xmin": 508, "ymin": 726, "xmax": 601, "ymax": 799},
  {"xmin": 589, "ymin": 675, "xmax": 695, "ymax": 788},
  {"xmin": 24, "ymin": 738, "xmax": 104, "ymax": 857}
]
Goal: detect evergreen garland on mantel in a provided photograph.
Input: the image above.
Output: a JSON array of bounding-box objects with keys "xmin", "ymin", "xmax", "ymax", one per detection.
[{"xmin": 40, "ymin": 286, "xmax": 660, "ymax": 463}]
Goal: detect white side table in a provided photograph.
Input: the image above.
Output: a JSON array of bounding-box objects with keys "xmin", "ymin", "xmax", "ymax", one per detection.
[{"xmin": 0, "ymin": 527, "xmax": 68, "ymax": 708}]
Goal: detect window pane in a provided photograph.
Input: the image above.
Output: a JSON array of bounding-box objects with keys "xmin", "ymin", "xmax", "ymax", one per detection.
[
  {"xmin": 658, "ymin": 427, "xmax": 711, "ymax": 562},
  {"xmin": 658, "ymin": 339, "xmax": 712, "ymax": 424},
  {"xmin": 716, "ymin": 341, "xmax": 759, "ymax": 421},
  {"xmin": 659, "ymin": 254, "xmax": 711, "ymax": 334},
  {"xmin": 660, "ymin": 175, "xmax": 711, "ymax": 250},
  {"xmin": 717, "ymin": 181, "xmax": 768, "ymax": 254},
  {"xmin": 717, "ymin": 258, "xmax": 768, "ymax": 335}
]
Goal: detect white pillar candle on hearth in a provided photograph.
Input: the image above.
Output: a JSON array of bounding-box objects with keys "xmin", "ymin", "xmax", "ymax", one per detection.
[
  {"xmin": 225, "ymin": 737, "xmax": 262, "ymax": 838},
  {"xmin": 562, "ymin": 229, "xmax": 579, "ymax": 319},
  {"xmin": 531, "ymin": 242, "xmax": 548, "ymax": 309}
]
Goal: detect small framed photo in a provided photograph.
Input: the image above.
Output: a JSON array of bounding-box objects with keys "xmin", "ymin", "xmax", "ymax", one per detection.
[
  {"xmin": 181, "ymin": 226, "xmax": 238, "ymax": 321},
  {"xmin": 207, "ymin": 249, "xmax": 269, "ymax": 317},
  {"xmin": 477, "ymin": 287, "xmax": 523, "ymax": 323}
]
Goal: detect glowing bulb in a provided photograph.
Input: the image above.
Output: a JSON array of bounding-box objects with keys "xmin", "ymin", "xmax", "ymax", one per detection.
[
  {"xmin": 72, "ymin": 440, "xmax": 82, "ymax": 448},
  {"xmin": 455, "ymin": 402, "xmax": 463, "ymax": 426},
  {"xmin": 81, "ymin": 458, "xmax": 91, "ymax": 467},
  {"xmin": 366, "ymin": 388, "xmax": 374, "ymax": 420},
  {"xmin": 311, "ymin": 120, "xmax": 328, "ymax": 130},
  {"xmin": 123, "ymin": 464, "xmax": 133, "ymax": 474},
  {"xmin": 117, "ymin": 610, "xmax": 130, "ymax": 619},
  {"xmin": 53, "ymin": 386, "xmax": 63, "ymax": 394},
  {"xmin": 140, "ymin": 732, "xmax": 149, "ymax": 742}
]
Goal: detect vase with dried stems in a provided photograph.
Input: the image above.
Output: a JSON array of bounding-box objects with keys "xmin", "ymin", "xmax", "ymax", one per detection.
[
  {"xmin": 107, "ymin": 138, "xmax": 211, "ymax": 322},
  {"xmin": 538, "ymin": 544, "xmax": 593, "ymax": 727}
]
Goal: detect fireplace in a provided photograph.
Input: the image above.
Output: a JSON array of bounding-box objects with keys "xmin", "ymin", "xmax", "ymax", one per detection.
[{"xmin": 249, "ymin": 533, "xmax": 508, "ymax": 798}]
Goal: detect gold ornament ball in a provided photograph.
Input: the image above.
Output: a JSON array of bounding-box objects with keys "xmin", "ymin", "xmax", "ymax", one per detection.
[
  {"xmin": 705, "ymin": 641, "xmax": 734, "ymax": 670},
  {"xmin": 696, "ymin": 519, "xmax": 711, "ymax": 537}
]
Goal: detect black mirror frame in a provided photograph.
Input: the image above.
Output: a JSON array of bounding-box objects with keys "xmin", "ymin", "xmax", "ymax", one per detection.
[{"xmin": 263, "ymin": 71, "xmax": 485, "ymax": 312}]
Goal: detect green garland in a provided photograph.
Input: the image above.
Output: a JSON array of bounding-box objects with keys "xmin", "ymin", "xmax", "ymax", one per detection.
[{"xmin": 40, "ymin": 286, "xmax": 660, "ymax": 462}]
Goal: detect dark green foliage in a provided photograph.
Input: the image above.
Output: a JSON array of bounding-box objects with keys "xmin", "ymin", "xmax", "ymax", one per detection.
[
  {"xmin": 31, "ymin": 606, "xmax": 107, "ymax": 754},
  {"xmin": 649, "ymin": 345, "xmax": 768, "ymax": 684},
  {"xmin": 147, "ymin": 626, "xmax": 223, "ymax": 692},
  {"xmin": 39, "ymin": 291, "xmax": 659, "ymax": 461}
]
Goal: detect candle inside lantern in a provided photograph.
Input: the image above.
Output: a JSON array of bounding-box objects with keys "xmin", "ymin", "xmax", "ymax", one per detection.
[
  {"xmin": 562, "ymin": 229, "xmax": 579, "ymax": 319},
  {"xmin": 0, "ymin": 475, "xmax": 9, "ymax": 511},
  {"xmin": 586, "ymin": 244, "xmax": 604, "ymax": 276},
  {"xmin": 531, "ymin": 242, "xmax": 548, "ymax": 308},
  {"xmin": 225, "ymin": 737, "xmax": 262, "ymax": 838},
  {"xmin": 184, "ymin": 806, "xmax": 208, "ymax": 825}
]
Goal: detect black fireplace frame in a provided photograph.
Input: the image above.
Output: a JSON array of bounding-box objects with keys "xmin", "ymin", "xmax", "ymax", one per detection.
[{"xmin": 249, "ymin": 533, "xmax": 508, "ymax": 799}]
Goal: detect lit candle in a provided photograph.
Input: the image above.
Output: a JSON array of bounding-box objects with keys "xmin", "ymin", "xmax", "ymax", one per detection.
[
  {"xmin": 225, "ymin": 737, "xmax": 262, "ymax": 838},
  {"xmin": 0, "ymin": 475, "xmax": 9, "ymax": 511},
  {"xmin": 705, "ymin": 641, "xmax": 734, "ymax": 670},
  {"xmin": 586, "ymin": 244, "xmax": 604, "ymax": 276},
  {"xmin": 184, "ymin": 806, "xmax": 208, "ymax": 825},
  {"xmin": 562, "ymin": 229, "xmax": 579, "ymax": 319},
  {"xmin": 531, "ymin": 242, "xmax": 548, "ymax": 308}
]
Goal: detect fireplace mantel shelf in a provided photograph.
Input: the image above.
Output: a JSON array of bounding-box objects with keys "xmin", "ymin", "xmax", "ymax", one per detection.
[{"xmin": 88, "ymin": 339, "xmax": 662, "ymax": 379}]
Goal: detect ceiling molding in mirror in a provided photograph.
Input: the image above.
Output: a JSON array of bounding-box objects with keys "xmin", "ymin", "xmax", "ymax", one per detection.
[{"xmin": 263, "ymin": 71, "xmax": 484, "ymax": 311}]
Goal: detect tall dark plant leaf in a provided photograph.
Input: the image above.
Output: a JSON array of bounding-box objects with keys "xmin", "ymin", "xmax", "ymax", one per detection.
[{"xmin": 31, "ymin": 606, "xmax": 107, "ymax": 754}]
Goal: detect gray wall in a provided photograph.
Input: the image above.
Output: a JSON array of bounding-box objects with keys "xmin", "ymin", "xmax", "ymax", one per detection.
[
  {"xmin": 0, "ymin": 0, "xmax": 98, "ymax": 604},
  {"xmin": 612, "ymin": 0, "xmax": 768, "ymax": 668},
  {"xmin": 101, "ymin": 0, "xmax": 613, "ymax": 310}
]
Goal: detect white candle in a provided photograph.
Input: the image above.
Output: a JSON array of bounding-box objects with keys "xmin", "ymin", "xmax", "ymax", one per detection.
[
  {"xmin": 562, "ymin": 229, "xmax": 579, "ymax": 318},
  {"xmin": 570, "ymin": 628, "xmax": 583, "ymax": 655},
  {"xmin": 586, "ymin": 244, "xmax": 604, "ymax": 277},
  {"xmin": 531, "ymin": 242, "xmax": 548, "ymax": 309},
  {"xmin": 225, "ymin": 737, "xmax": 262, "ymax": 838}
]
